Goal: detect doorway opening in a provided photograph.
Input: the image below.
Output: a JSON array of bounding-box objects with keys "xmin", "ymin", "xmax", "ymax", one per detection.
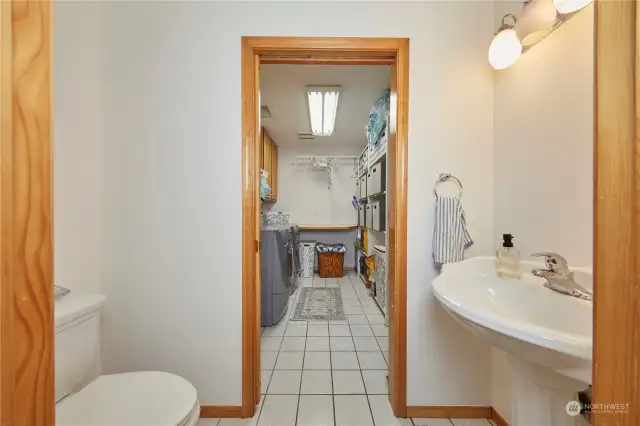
[{"xmin": 239, "ymin": 37, "xmax": 409, "ymax": 419}]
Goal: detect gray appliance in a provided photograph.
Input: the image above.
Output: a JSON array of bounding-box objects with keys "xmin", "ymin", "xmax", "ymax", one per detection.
[
  {"xmin": 260, "ymin": 226, "xmax": 291, "ymax": 327},
  {"xmin": 289, "ymin": 224, "xmax": 300, "ymax": 295}
]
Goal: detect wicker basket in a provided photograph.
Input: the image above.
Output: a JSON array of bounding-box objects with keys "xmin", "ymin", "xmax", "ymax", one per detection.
[{"xmin": 318, "ymin": 252, "xmax": 345, "ymax": 278}]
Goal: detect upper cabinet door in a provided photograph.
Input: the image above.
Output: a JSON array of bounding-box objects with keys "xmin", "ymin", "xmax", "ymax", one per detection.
[{"xmin": 270, "ymin": 141, "xmax": 278, "ymax": 200}]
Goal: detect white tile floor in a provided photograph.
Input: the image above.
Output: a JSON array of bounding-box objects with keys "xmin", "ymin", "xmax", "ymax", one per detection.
[{"xmin": 196, "ymin": 272, "xmax": 496, "ymax": 426}]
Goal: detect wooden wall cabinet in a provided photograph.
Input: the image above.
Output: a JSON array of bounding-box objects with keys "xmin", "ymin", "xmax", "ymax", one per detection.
[{"xmin": 260, "ymin": 127, "xmax": 278, "ymax": 201}]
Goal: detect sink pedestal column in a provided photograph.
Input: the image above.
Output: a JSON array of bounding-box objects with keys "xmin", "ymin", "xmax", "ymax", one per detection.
[{"xmin": 509, "ymin": 358, "xmax": 589, "ymax": 426}]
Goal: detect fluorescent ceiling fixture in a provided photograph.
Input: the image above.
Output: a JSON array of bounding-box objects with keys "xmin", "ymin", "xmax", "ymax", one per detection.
[
  {"xmin": 307, "ymin": 86, "xmax": 340, "ymax": 136},
  {"xmin": 553, "ymin": 0, "xmax": 593, "ymax": 14}
]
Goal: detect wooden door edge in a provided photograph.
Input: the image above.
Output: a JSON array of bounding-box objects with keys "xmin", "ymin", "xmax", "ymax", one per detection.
[
  {"xmin": 592, "ymin": 2, "xmax": 640, "ymax": 425},
  {"xmin": 0, "ymin": 1, "xmax": 55, "ymax": 425},
  {"xmin": 241, "ymin": 39, "xmax": 259, "ymax": 419}
]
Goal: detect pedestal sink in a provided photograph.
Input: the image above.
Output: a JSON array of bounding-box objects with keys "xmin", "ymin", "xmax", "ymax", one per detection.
[{"xmin": 432, "ymin": 257, "xmax": 592, "ymax": 426}]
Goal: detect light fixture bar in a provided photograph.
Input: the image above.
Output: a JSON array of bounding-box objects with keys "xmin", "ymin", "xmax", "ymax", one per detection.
[{"xmin": 307, "ymin": 86, "xmax": 340, "ymax": 136}]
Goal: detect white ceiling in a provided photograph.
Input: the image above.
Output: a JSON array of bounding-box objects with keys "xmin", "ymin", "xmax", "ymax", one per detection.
[{"xmin": 260, "ymin": 64, "xmax": 391, "ymax": 148}]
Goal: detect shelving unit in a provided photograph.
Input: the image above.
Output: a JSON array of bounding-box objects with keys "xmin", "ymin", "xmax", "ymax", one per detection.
[{"xmin": 355, "ymin": 117, "xmax": 389, "ymax": 318}]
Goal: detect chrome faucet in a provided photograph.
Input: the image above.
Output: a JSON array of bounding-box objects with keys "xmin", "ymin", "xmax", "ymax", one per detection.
[{"xmin": 531, "ymin": 252, "xmax": 593, "ymax": 301}]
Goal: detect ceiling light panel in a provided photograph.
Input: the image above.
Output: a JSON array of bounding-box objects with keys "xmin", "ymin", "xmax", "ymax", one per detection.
[{"xmin": 307, "ymin": 86, "xmax": 340, "ymax": 136}]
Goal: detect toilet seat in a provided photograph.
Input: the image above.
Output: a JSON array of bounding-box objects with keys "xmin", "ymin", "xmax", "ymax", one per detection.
[{"xmin": 56, "ymin": 371, "xmax": 199, "ymax": 426}]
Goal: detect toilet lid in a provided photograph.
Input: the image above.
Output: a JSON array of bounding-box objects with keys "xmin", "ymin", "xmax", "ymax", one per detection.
[{"xmin": 56, "ymin": 371, "xmax": 198, "ymax": 426}]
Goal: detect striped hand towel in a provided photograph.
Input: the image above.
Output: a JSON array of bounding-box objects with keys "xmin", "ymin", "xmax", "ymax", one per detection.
[{"xmin": 432, "ymin": 196, "xmax": 473, "ymax": 265}]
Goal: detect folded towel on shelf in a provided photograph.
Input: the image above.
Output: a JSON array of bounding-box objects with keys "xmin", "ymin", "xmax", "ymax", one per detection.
[{"xmin": 432, "ymin": 196, "xmax": 473, "ymax": 265}]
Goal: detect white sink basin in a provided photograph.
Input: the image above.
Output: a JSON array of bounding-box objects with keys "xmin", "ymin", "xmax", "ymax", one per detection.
[{"xmin": 433, "ymin": 257, "xmax": 592, "ymax": 385}]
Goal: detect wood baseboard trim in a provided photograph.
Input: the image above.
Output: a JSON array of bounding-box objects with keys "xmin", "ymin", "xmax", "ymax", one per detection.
[
  {"xmin": 200, "ymin": 405, "xmax": 243, "ymax": 418},
  {"xmin": 406, "ymin": 406, "xmax": 492, "ymax": 419},
  {"xmin": 490, "ymin": 407, "xmax": 509, "ymax": 426}
]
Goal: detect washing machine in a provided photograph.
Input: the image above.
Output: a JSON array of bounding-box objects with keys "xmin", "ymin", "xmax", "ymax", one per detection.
[{"xmin": 260, "ymin": 226, "xmax": 291, "ymax": 327}]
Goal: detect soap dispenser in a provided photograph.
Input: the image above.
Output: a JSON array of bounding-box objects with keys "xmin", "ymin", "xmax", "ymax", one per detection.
[{"xmin": 495, "ymin": 234, "xmax": 521, "ymax": 279}]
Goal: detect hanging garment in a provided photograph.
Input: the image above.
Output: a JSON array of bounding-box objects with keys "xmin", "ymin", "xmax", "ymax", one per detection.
[{"xmin": 432, "ymin": 196, "xmax": 473, "ymax": 265}]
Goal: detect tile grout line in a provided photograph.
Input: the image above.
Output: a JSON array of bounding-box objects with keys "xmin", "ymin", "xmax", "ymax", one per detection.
[
  {"xmin": 351, "ymin": 272, "xmax": 383, "ymax": 426},
  {"xmin": 353, "ymin": 313, "xmax": 377, "ymax": 425},
  {"xmin": 328, "ymin": 316, "xmax": 337, "ymax": 426},
  {"xmin": 292, "ymin": 321, "xmax": 307, "ymax": 426}
]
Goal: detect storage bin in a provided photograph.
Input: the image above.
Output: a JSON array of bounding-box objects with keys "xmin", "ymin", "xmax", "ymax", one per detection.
[
  {"xmin": 373, "ymin": 245, "xmax": 387, "ymax": 314},
  {"xmin": 359, "ymin": 175, "xmax": 367, "ymax": 199},
  {"xmin": 299, "ymin": 242, "xmax": 316, "ymax": 278},
  {"xmin": 371, "ymin": 199, "xmax": 386, "ymax": 232},
  {"xmin": 367, "ymin": 161, "xmax": 386, "ymax": 196},
  {"xmin": 358, "ymin": 204, "xmax": 366, "ymax": 227},
  {"xmin": 365, "ymin": 204, "xmax": 373, "ymax": 229},
  {"xmin": 318, "ymin": 252, "xmax": 344, "ymax": 278},
  {"xmin": 316, "ymin": 243, "xmax": 347, "ymax": 278},
  {"xmin": 261, "ymin": 212, "xmax": 290, "ymax": 226}
]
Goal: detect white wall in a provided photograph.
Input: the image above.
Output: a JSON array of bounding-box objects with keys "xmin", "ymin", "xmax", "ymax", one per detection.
[
  {"xmin": 98, "ymin": 1, "xmax": 495, "ymax": 406},
  {"xmin": 493, "ymin": 2, "xmax": 594, "ymax": 266},
  {"xmin": 492, "ymin": 3, "xmax": 594, "ymax": 422},
  {"xmin": 53, "ymin": 2, "xmax": 102, "ymax": 293},
  {"xmin": 270, "ymin": 145, "xmax": 360, "ymax": 225}
]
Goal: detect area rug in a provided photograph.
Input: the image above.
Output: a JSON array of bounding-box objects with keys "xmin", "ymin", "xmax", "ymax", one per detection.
[{"xmin": 290, "ymin": 288, "xmax": 346, "ymax": 321}]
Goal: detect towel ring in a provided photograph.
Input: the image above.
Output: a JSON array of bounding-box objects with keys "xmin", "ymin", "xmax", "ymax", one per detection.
[{"xmin": 433, "ymin": 173, "xmax": 463, "ymax": 198}]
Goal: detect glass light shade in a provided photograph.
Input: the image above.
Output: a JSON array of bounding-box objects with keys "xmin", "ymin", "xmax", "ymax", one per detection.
[
  {"xmin": 489, "ymin": 28, "xmax": 522, "ymax": 70},
  {"xmin": 516, "ymin": 0, "xmax": 557, "ymax": 46},
  {"xmin": 553, "ymin": 0, "xmax": 593, "ymax": 14}
]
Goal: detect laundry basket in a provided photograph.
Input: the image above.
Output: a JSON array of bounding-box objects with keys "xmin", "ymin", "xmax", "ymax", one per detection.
[
  {"xmin": 299, "ymin": 242, "xmax": 316, "ymax": 278},
  {"xmin": 316, "ymin": 243, "xmax": 347, "ymax": 278}
]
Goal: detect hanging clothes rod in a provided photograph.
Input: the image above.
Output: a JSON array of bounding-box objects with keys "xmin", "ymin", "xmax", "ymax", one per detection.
[{"xmin": 293, "ymin": 155, "xmax": 358, "ymax": 164}]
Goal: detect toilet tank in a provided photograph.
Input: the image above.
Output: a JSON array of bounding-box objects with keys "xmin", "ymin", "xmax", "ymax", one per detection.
[{"xmin": 54, "ymin": 293, "xmax": 106, "ymax": 402}]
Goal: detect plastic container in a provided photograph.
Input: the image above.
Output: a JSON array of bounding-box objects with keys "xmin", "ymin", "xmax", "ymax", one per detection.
[
  {"xmin": 299, "ymin": 242, "xmax": 316, "ymax": 278},
  {"xmin": 495, "ymin": 234, "xmax": 521, "ymax": 279}
]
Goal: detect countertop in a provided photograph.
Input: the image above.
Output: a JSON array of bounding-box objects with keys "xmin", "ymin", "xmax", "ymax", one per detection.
[{"xmin": 298, "ymin": 225, "xmax": 358, "ymax": 231}]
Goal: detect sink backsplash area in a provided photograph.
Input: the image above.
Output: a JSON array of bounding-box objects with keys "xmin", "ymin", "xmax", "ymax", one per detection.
[{"xmin": 261, "ymin": 211, "xmax": 290, "ymax": 226}]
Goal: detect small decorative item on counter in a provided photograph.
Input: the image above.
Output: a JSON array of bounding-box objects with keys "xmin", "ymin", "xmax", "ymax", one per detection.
[
  {"xmin": 495, "ymin": 233, "xmax": 521, "ymax": 279},
  {"xmin": 316, "ymin": 243, "xmax": 347, "ymax": 278}
]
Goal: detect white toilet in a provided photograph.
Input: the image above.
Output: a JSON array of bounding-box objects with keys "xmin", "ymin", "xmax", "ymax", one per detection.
[{"xmin": 55, "ymin": 293, "xmax": 200, "ymax": 426}]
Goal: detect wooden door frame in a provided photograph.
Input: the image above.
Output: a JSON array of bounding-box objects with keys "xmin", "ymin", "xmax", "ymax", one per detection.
[
  {"xmin": 592, "ymin": 1, "xmax": 639, "ymax": 425},
  {"xmin": 240, "ymin": 36, "xmax": 409, "ymax": 418},
  {"xmin": 0, "ymin": 1, "xmax": 54, "ymax": 426}
]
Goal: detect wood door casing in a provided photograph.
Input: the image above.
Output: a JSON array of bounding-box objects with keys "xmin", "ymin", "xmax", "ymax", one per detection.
[
  {"xmin": 254, "ymin": 55, "xmax": 262, "ymax": 406},
  {"xmin": 386, "ymin": 49, "xmax": 409, "ymax": 418},
  {"xmin": 0, "ymin": 1, "xmax": 55, "ymax": 425},
  {"xmin": 242, "ymin": 37, "xmax": 409, "ymax": 418},
  {"xmin": 593, "ymin": 1, "xmax": 640, "ymax": 424}
]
